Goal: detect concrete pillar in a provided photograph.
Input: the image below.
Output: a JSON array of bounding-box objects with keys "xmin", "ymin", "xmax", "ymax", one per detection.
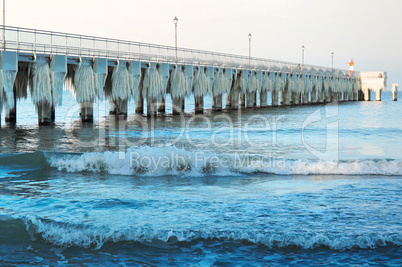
[
  {"xmin": 51, "ymin": 105, "xmax": 55, "ymax": 122},
  {"xmin": 80, "ymin": 102, "xmax": 93, "ymax": 122},
  {"xmin": 311, "ymin": 87, "xmax": 317, "ymax": 104},
  {"xmin": 246, "ymin": 92, "xmax": 254, "ymax": 107},
  {"xmin": 147, "ymin": 98, "xmax": 157, "ymax": 117},
  {"xmin": 392, "ymin": 84, "xmax": 398, "ymax": 101},
  {"xmin": 181, "ymin": 98, "xmax": 185, "ymax": 112},
  {"xmin": 375, "ymin": 90, "xmax": 381, "ymax": 101},
  {"xmin": 364, "ymin": 89, "xmax": 371, "ymax": 101},
  {"xmin": 135, "ymin": 88, "xmax": 144, "ymax": 114},
  {"xmin": 317, "ymin": 91, "xmax": 325, "ymax": 104},
  {"xmin": 38, "ymin": 101, "xmax": 52, "ymax": 125},
  {"xmin": 157, "ymin": 97, "xmax": 165, "ymax": 114},
  {"xmin": 109, "ymin": 97, "xmax": 117, "ymax": 115},
  {"xmin": 288, "ymin": 91, "xmax": 294, "ymax": 106},
  {"xmin": 352, "ymin": 91, "xmax": 358, "ymax": 101},
  {"xmin": 260, "ymin": 91, "xmax": 267, "ymax": 108},
  {"xmin": 271, "ymin": 89, "xmax": 278, "ymax": 107},
  {"xmin": 302, "ymin": 92, "xmax": 309, "ymax": 104},
  {"xmin": 253, "ymin": 92, "xmax": 257, "ymax": 107},
  {"xmin": 325, "ymin": 91, "xmax": 331, "ymax": 102},
  {"xmin": 240, "ymin": 93, "xmax": 246, "ymax": 107},
  {"xmin": 195, "ymin": 95, "xmax": 204, "ymax": 114},
  {"xmin": 225, "ymin": 93, "xmax": 231, "ymax": 109},
  {"xmin": 230, "ymin": 90, "xmax": 239, "ymax": 109},
  {"xmin": 5, "ymin": 98, "xmax": 17, "ymax": 123},
  {"xmin": 294, "ymin": 92, "xmax": 301, "ymax": 105},
  {"xmin": 172, "ymin": 97, "xmax": 181, "ymax": 115},
  {"xmin": 213, "ymin": 94, "xmax": 222, "ymax": 111}
]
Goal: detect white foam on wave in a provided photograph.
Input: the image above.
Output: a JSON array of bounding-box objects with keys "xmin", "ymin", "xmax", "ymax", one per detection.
[
  {"xmin": 45, "ymin": 145, "xmax": 402, "ymax": 176},
  {"xmin": 17, "ymin": 214, "xmax": 402, "ymax": 250}
]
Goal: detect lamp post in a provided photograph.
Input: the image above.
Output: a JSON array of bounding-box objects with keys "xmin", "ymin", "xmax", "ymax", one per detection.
[
  {"xmin": 248, "ymin": 33, "xmax": 252, "ymax": 66},
  {"xmin": 331, "ymin": 52, "xmax": 334, "ymax": 70},
  {"xmin": 2, "ymin": 0, "xmax": 5, "ymax": 50},
  {"xmin": 173, "ymin": 16, "xmax": 178, "ymax": 62},
  {"xmin": 301, "ymin": 45, "xmax": 305, "ymax": 67}
]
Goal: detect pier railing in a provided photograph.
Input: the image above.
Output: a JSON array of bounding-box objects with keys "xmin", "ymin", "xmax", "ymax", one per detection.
[{"xmin": 1, "ymin": 25, "xmax": 352, "ymax": 76}]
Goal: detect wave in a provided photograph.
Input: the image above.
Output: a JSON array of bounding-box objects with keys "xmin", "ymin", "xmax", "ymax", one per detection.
[
  {"xmin": 3, "ymin": 215, "xmax": 401, "ymax": 250},
  {"xmin": 0, "ymin": 147, "xmax": 401, "ymax": 176},
  {"xmin": 43, "ymin": 146, "xmax": 402, "ymax": 176}
]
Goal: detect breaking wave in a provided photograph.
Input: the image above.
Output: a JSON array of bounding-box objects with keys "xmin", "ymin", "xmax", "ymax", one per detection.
[
  {"xmin": 4, "ymin": 215, "xmax": 401, "ymax": 250},
  {"xmin": 41, "ymin": 146, "xmax": 402, "ymax": 176}
]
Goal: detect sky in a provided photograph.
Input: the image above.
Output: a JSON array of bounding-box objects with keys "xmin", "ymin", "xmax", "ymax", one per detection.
[{"xmin": 5, "ymin": 0, "xmax": 402, "ymax": 87}]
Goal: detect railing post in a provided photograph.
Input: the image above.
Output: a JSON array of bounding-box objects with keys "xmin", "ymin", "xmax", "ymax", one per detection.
[
  {"xmin": 34, "ymin": 29, "xmax": 36, "ymax": 55},
  {"xmin": 93, "ymin": 37, "xmax": 95, "ymax": 57},
  {"xmin": 79, "ymin": 35, "xmax": 82, "ymax": 56},
  {"xmin": 50, "ymin": 31, "xmax": 52, "ymax": 54}
]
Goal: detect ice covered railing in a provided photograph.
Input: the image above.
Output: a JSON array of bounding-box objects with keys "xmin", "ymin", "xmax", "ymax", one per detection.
[{"xmin": 0, "ymin": 25, "xmax": 355, "ymax": 77}]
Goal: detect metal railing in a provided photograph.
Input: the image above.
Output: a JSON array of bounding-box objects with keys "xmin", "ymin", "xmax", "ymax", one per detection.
[{"xmin": 1, "ymin": 25, "xmax": 352, "ymax": 76}]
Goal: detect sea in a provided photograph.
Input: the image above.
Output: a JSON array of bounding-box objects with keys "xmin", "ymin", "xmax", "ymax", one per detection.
[{"xmin": 0, "ymin": 89, "xmax": 401, "ymax": 266}]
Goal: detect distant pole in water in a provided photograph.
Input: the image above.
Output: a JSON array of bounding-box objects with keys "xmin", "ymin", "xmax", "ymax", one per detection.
[
  {"xmin": 301, "ymin": 45, "xmax": 305, "ymax": 69},
  {"xmin": 248, "ymin": 33, "xmax": 252, "ymax": 67},
  {"xmin": 392, "ymin": 83, "xmax": 398, "ymax": 101},
  {"xmin": 331, "ymin": 52, "xmax": 334, "ymax": 70},
  {"xmin": 174, "ymin": 16, "xmax": 178, "ymax": 62}
]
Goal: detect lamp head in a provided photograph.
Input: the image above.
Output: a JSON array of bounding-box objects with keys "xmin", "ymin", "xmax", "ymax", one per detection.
[{"xmin": 173, "ymin": 17, "xmax": 178, "ymax": 25}]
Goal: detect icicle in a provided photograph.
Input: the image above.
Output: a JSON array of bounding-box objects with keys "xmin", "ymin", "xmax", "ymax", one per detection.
[
  {"xmin": 157, "ymin": 64, "xmax": 168, "ymax": 99},
  {"xmin": 212, "ymin": 68, "xmax": 227, "ymax": 97},
  {"xmin": 192, "ymin": 67, "xmax": 209, "ymax": 97},
  {"xmin": 94, "ymin": 72, "xmax": 107, "ymax": 101},
  {"xmin": 73, "ymin": 62, "xmax": 96, "ymax": 103},
  {"xmin": 29, "ymin": 62, "xmax": 52, "ymax": 106},
  {"xmin": 111, "ymin": 62, "xmax": 132, "ymax": 103},
  {"xmin": 128, "ymin": 62, "xmax": 141, "ymax": 103},
  {"xmin": 170, "ymin": 67, "xmax": 186, "ymax": 100},
  {"xmin": 260, "ymin": 72, "xmax": 270, "ymax": 92},
  {"xmin": 247, "ymin": 72, "xmax": 258, "ymax": 93},
  {"xmin": 0, "ymin": 70, "xmax": 3, "ymax": 111},
  {"xmin": 14, "ymin": 65, "xmax": 29, "ymax": 100},
  {"xmin": 142, "ymin": 64, "xmax": 163, "ymax": 102},
  {"xmin": 274, "ymin": 73, "xmax": 282, "ymax": 92},
  {"xmin": 239, "ymin": 70, "xmax": 248, "ymax": 93},
  {"xmin": 1, "ymin": 69, "xmax": 16, "ymax": 110}
]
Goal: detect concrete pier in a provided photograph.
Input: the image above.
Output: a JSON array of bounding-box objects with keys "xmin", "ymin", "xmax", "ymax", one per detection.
[{"xmin": 80, "ymin": 102, "xmax": 93, "ymax": 122}]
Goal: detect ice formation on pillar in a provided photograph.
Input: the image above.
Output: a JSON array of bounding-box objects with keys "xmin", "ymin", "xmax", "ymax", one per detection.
[
  {"xmin": 157, "ymin": 64, "xmax": 168, "ymax": 98},
  {"xmin": 111, "ymin": 62, "xmax": 133, "ymax": 104},
  {"xmin": 306, "ymin": 75, "xmax": 313, "ymax": 93},
  {"xmin": 1, "ymin": 69, "xmax": 17, "ymax": 110},
  {"xmin": 224, "ymin": 69, "xmax": 233, "ymax": 93},
  {"xmin": 72, "ymin": 62, "xmax": 96, "ymax": 103},
  {"xmin": 232, "ymin": 70, "xmax": 246, "ymax": 94},
  {"xmin": 94, "ymin": 71, "xmax": 107, "ymax": 101},
  {"xmin": 354, "ymin": 78, "xmax": 361, "ymax": 93},
  {"xmin": 274, "ymin": 73, "xmax": 282, "ymax": 93},
  {"xmin": 192, "ymin": 67, "xmax": 209, "ymax": 97},
  {"xmin": 0, "ymin": 70, "xmax": 3, "ymax": 110},
  {"xmin": 246, "ymin": 72, "xmax": 258, "ymax": 94},
  {"xmin": 142, "ymin": 64, "xmax": 164, "ymax": 102},
  {"xmin": 212, "ymin": 68, "xmax": 228, "ymax": 97},
  {"xmin": 29, "ymin": 62, "xmax": 52, "ymax": 106},
  {"xmin": 169, "ymin": 67, "xmax": 186, "ymax": 100},
  {"xmin": 260, "ymin": 72, "xmax": 270, "ymax": 93},
  {"xmin": 14, "ymin": 65, "xmax": 29, "ymax": 100}
]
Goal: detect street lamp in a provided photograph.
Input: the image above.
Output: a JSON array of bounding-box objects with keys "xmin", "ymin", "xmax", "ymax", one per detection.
[
  {"xmin": 2, "ymin": 0, "xmax": 5, "ymax": 50},
  {"xmin": 331, "ymin": 52, "xmax": 334, "ymax": 70},
  {"xmin": 248, "ymin": 33, "xmax": 252, "ymax": 66},
  {"xmin": 301, "ymin": 45, "xmax": 305, "ymax": 67},
  {"xmin": 173, "ymin": 16, "xmax": 178, "ymax": 62}
]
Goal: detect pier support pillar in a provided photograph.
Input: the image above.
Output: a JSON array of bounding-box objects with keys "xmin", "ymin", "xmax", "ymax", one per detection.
[
  {"xmin": 246, "ymin": 92, "xmax": 254, "ymax": 108},
  {"xmin": 240, "ymin": 93, "xmax": 246, "ymax": 107},
  {"xmin": 213, "ymin": 94, "xmax": 222, "ymax": 111},
  {"xmin": 5, "ymin": 98, "xmax": 17, "ymax": 123},
  {"xmin": 310, "ymin": 89, "xmax": 317, "ymax": 104},
  {"xmin": 135, "ymin": 89, "xmax": 144, "ymax": 114},
  {"xmin": 157, "ymin": 97, "xmax": 165, "ymax": 114},
  {"xmin": 230, "ymin": 90, "xmax": 239, "ymax": 109},
  {"xmin": 225, "ymin": 93, "xmax": 231, "ymax": 109},
  {"xmin": 271, "ymin": 89, "xmax": 278, "ymax": 107},
  {"xmin": 317, "ymin": 92, "xmax": 325, "ymax": 104},
  {"xmin": 364, "ymin": 89, "xmax": 371, "ymax": 101},
  {"xmin": 172, "ymin": 97, "xmax": 182, "ymax": 115},
  {"xmin": 195, "ymin": 96, "xmax": 204, "ymax": 114},
  {"xmin": 294, "ymin": 92, "xmax": 301, "ymax": 105},
  {"xmin": 375, "ymin": 90, "xmax": 381, "ymax": 101},
  {"xmin": 109, "ymin": 97, "xmax": 116, "ymax": 115},
  {"xmin": 260, "ymin": 91, "xmax": 267, "ymax": 108},
  {"xmin": 302, "ymin": 92, "xmax": 309, "ymax": 105},
  {"xmin": 147, "ymin": 98, "xmax": 157, "ymax": 117},
  {"xmin": 37, "ymin": 101, "xmax": 52, "ymax": 125},
  {"xmin": 80, "ymin": 102, "xmax": 93, "ymax": 122}
]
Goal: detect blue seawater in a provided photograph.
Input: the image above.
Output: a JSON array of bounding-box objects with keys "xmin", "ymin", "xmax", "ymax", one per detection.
[{"xmin": 0, "ymin": 90, "xmax": 401, "ymax": 266}]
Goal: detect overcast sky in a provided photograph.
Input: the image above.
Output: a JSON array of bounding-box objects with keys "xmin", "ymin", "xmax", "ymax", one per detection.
[{"xmin": 6, "ymin": 0, "xmax": 402, "ymax": 86}]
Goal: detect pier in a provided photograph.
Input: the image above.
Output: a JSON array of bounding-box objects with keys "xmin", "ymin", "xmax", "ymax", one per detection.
[{"xmin": 0, "ymin": 26, "xmax": 387, "ymax": 126}]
